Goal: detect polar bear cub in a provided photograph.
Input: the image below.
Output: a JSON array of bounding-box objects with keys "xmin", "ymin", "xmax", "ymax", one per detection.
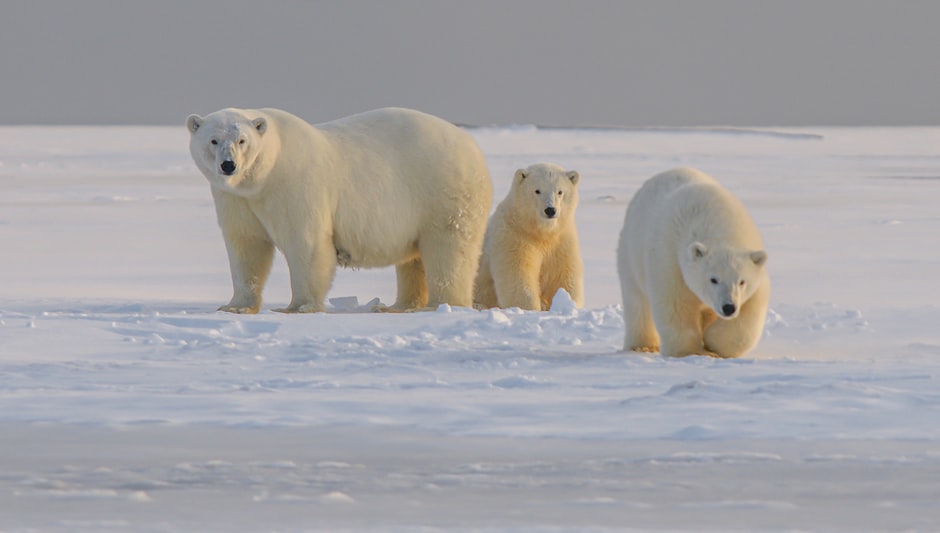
[
  {"xmin": 187, "ymin": 107, "xmax": 492, "ymax": 313},
  {"xmin": 474, "ymin": 163, "xmax": 584, "ymax": 311},
  {"xmin": 617, "ymin": 167, "xmax": 769, "ymax": 358}
]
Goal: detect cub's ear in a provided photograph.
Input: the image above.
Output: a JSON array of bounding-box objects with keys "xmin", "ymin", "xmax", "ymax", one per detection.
[
  {"xmin": 252, "ymin": 117, "xmax": 267, "ymax": 135},
  {"xmin": 750, "ymin": 250, "xmax": 768, "ymax": 267},
  {"xmin": 514, "ymin": 168, "xmax": 529, "ymax": 183},
  {"xmin": 566, "ymin": 170, "xmax": 580, "ymax": 185},
  {"xmin": 689, "ymin": 242, "xmax": 708, "ymax": 260},
  {"xmin": 186, "ymin": 114, "xmax": 203, "ymax": 134}
]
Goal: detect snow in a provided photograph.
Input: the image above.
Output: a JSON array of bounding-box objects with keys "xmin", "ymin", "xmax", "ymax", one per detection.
[{"xmin": 2, "ymin": 125, "xmax": 940, "ymax": 531}]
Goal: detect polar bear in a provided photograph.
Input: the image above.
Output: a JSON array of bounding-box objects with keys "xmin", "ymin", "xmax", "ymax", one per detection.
[
  {"xmin": 186, "ymin": 107, "xmax": 492, "ymax": 313},
  {"xmin": 617, "ymin": 167, "xmax": 769, "ymax": 358},
  {"xmin": 474, "ymin": 163, "xmax": 583, "ymax": 311}
]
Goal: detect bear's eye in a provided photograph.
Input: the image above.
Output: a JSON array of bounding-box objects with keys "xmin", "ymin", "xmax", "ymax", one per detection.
[
  {"xmin": 710, "ymin": 277, "xmax": 718, "ymax": 285},
  {"xmin": 535, "ymin": 189, "xmax": 541, "ymax": 195},
  {"xmin": 238, "ymin": 139, "xmax": 246, "ymax": 145},
  {"xmin": 557, "ymin": 191, "xmax": 563, "ymax": 196},
  {"xmin": 210, "ymin": 139, "xmax": 218, "ymax": 145},
  {"xmin": 739, "ymin": 280, "xmax": 746, "ymax": 287}
]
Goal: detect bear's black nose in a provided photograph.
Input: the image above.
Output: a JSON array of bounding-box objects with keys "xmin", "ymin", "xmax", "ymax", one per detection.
[
  {"xmin": 721, "ymin": 303, "xmax": 736, "ymax": 317},
  {"xmin": 220, "ymin": 160, "xmax": 236, "ymax": 175},
  {"xmin": 544, "ymin": 207, "xmax": 557, "ymax": 218}
]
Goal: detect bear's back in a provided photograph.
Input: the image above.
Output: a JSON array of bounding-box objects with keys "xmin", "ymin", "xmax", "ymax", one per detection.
[
  {"xmin": 252, "ymin": 107, "xmax": 317, "ymax": 136},
  {"xmin": 619, "ymin": 167, "xmax": 762, "ymax": 273},
  {"xmin": 668, "ymin": 171, "xmax": 760, "ymax": 249},
  {"xmin": 317, "ymin": 107, "xmax": 488, "ymax": 189},
  {"xmin": 632, "ymin": 167, "xmax": 716, "ymax": 209},
  {"xmin": 317, "ymin": 107, "xmax": 470, "ymax": 151},
  {"xmin": 622, "ymin": 167, "xmax": 709, "ymax": 247}
]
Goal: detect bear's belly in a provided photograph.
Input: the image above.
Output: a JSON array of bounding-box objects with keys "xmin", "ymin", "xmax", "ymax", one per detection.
[
  {"xmin": 334, "ymin": 239, "xmax": 420, "ymax": 269},
  {"xmin": 332, "ymin": 205, "xmax": 423, "ymax": 268}
]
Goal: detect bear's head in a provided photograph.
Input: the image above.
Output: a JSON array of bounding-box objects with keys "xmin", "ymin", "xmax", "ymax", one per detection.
[
  {"xmin": 511, "ymin": 163, "xmax": 580, "ymax": 228},
  {"xmin": 679, "ymin": 242, "xmax": 767, "ymax": 319},
  {"xmin": 186, "ymin": 109, "xmax": 269, "ymax": 195}
]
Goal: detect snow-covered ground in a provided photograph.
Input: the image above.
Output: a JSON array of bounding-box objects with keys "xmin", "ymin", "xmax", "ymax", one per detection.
[{"xmin": 2, "ymin": 124, "xmax": 940, "ymax": 531}]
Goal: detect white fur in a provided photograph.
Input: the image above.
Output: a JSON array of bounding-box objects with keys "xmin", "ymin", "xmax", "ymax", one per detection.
[
  {"xmin": 617, "ymin": 167, "xmax": 769, "ymax": 358},
  {"xmin": 474, "ymin": 163, "xmax": 584, "ymax": 311},
  {"xmin": 187, "ymin": 107, "xmax": 492, "ymax": 313}
]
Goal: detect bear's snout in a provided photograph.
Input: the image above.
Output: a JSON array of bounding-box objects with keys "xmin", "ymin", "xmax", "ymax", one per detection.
[
  {"xmin": 721, "ymin": 303, "xmax": 736, "ymax": 317},
  {"xmin": 220, "ymin": 160, "xmax": 237, "ymax": 175},
  {"xmin": 544, "ymin": 207, "xmax": 557, "ymax": 218}
]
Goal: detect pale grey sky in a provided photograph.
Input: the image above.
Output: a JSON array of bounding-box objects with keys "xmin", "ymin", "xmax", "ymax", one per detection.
[{"xmin": 2, "ymin": 0, "xmax": 939, "ymax": 126}]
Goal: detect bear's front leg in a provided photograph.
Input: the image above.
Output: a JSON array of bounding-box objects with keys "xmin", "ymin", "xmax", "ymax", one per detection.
[
  {"xmin": 274, "ymin": 236, "xmax": 336, "ymax": 313},
  {"xmin": 546, "ymin": 234, "xmax": 584, "ymax": 309},
  {"xmin": 643, "ymin": 267, "xmax": 712, "ymax": 356},
  {"xmin": 657, "ymin": 325, "xmax": 713, "ymax": 357},
  {"xmin": 621, "ymin": 286, "xmax": 659, "ymax": 353},
  {"xmin": 213, "ymin": 191, "xmax": 275, "ymax": 314},
  {"xmin": 651, "ymin": 302, "xmax": 716, "ymax": 357},
  {"xmin": 220, "ymin": 235, "xmax": 274, "ymax": 314},
  {"xmin": 704, "ymin": 283, "xmax": 770, "ymax": 358},
  {"xmin": 492, "ymin": 243, "xmax": 542, "ymax": 310}
]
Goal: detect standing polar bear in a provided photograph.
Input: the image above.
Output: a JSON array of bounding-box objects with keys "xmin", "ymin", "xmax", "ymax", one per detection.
[
  {"xmin": 617, "ymin": 167, "xmax": 769, "ymax": 358},
  {"xmin": 187, "ymin": 107, "xmax": 492, "ymax": 313},
  {"xmin": 474, "ymin": 163, "xmax": 584, "ymax": 311}
]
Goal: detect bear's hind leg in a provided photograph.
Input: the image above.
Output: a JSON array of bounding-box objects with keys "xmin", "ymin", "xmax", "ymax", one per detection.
[
  {"xmin": 418, "ymin": 234, "xmax": 479, "ymax": 309},
  {"xmin": 387, "ymin": 257, "xmax": 429, "ymax": 311},
  {"xmin": 472, "ymin": 254, "xmax": 498, "ymax": 309}
]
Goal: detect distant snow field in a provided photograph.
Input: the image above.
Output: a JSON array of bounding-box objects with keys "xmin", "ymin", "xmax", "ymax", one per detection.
[{"xmin": 2, "ymin": 125, "xmax": 940, "ymax": 531}]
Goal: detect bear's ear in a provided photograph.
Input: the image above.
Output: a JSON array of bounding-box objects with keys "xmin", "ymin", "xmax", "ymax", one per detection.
[
  {"xmin": 566, "ymin": 170, "xmax": 580, "ymax": 185},
  {"xmin": 514, "ymin": 168, "xmax": 529, "ymax": 183},
  {"xmin": 689, "ymin": 242, "xmax": 708, "ymax": 260},
  {"xmin": 186, "ymin": 114, "xmax": 203, "ymax": 135},
  {"xmin": 750, "ymin": 250, "xmax": 768, "ymax": 267},
  {"xmin": 252, "ymin": 117, "xmax": 267, "ymax": 135}
]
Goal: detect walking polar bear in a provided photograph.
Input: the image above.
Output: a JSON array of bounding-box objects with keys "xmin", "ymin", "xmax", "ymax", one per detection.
[
  {"xmin": 186, "ymin": 107, "xmax": 492, "ymax": 313},
  {"xmin": 474, "ymin": 163, "xmax": 584, "ymax": 311},
  {"xmin": 617, "ymin": 167, "xmax": 769, "ymax": 358}
]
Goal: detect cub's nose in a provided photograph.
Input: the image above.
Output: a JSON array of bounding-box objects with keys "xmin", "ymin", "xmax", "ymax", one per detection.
[
  {"xmin": 544, "ymin": 207, "xmax": 557, "ymax": 218},
  {"xmin": 721, "ymin": 303, "xmax": 736, "ymax": 317},
  {"xmin": 220, "ymin": 160, "xmax": 236, "ymax": 175}
]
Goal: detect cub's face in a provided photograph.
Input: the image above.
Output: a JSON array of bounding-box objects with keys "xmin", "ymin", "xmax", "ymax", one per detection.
[
  {"xmin": 186, "ymin": 109, "xmax": 267, "ymax": 195},
  {"xmin": 680, "ymin": 242, "xmax": 768, "ymax": 319},
  {"xmin": 512, "ymin": 163, "xmax": 580, "ymax": 227}
]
